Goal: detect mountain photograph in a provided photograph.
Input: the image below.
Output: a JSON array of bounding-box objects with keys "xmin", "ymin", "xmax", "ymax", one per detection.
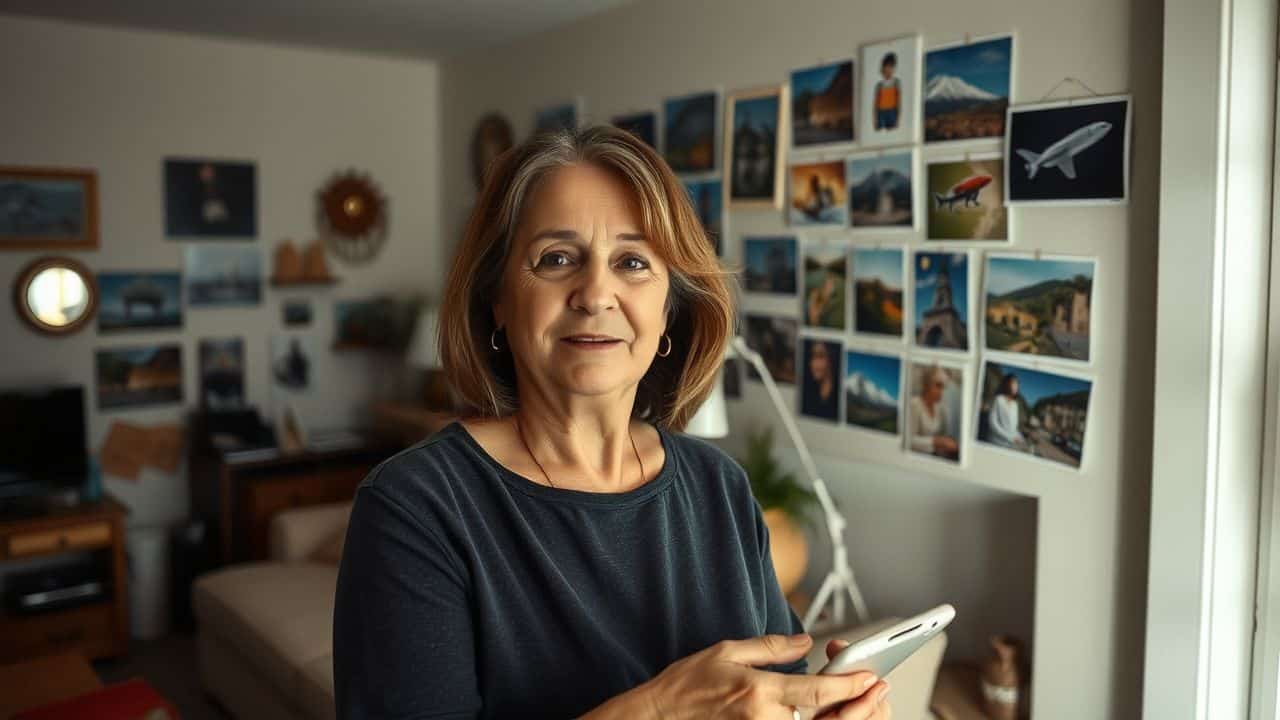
[
  {"xmin": 847, "ymin": 151, "xmax": 914, "ymax": 228},
  {"xmin": 923, "ymin": 36, "xmax": 1012, "ymax": 142},
  {"xmin": 844, "ymin": 351, "xmax": 901, "ymax": 435}
]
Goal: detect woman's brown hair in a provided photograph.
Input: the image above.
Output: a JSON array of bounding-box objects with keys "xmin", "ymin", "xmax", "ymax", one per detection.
[{"xmin": 438, "ymin": 125, "xmax": 736, "ymax": 431}]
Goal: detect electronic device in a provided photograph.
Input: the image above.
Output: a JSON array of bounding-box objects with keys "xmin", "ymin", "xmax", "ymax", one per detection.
[
  {"xmin": 5, "ymin": 561, "xmax": 108, "ymax": 615},
  {"xmin": 0, "ymin": 385, "xmax": 88, "ymax": 500},
  {"xmin": 813, "ymin": 604, "xmax": 956, "ymax": 716}
]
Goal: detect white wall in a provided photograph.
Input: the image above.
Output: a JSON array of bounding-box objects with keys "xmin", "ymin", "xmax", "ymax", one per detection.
[
  {"xmin": 439, "ymin": 0, "xmax": 1161, "ymax": 717},
  {"xmin": 0, "ymin": 15, "xmax": 442, "ymax": 528}
]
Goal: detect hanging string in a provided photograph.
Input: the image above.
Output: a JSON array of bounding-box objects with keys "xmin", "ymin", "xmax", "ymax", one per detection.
[{"xmin": 1039, "ymin": 77, "xmax": 1103, "ymax": 103}]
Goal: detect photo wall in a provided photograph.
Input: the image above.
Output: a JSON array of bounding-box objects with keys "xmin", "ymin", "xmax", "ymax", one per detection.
[{"xmin": 534, "ymin": 31, "xmax": 1128, "ymax": 478}]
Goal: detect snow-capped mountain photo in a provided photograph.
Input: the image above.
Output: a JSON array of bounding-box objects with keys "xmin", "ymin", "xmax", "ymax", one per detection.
[{"xmin": 923, "ymin": 36, "xmax": 1012, "ymax": 142}]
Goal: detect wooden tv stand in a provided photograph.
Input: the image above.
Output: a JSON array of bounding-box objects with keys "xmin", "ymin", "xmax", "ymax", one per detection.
[{"xmin": 0, "ymin": 494, "xmax": 130, "ymax": 662}]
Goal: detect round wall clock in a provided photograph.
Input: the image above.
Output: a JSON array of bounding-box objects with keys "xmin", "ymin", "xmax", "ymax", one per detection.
[{"xmin": 317, "ymin": 170, "xmax": 387, "ymax": 264}]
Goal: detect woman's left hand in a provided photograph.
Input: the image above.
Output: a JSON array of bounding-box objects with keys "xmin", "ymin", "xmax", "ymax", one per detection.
[{"xmin": 797, "ymin": 639, "xmax": 892, "ymax": 720}]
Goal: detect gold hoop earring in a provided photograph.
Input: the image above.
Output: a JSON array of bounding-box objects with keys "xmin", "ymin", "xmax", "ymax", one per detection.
[
  {"xmin": 657, "ymin": 334, "xmax": 672, "ymax": 357},
  {"xmin": 490, "ymin": 327, "xmax": 503, "ymax": 351}
]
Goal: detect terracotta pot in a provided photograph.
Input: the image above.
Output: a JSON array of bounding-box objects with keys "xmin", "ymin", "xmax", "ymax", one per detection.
[{"xmin": 763, "ymin": 508, "xmax": 808, "ymax": 596}]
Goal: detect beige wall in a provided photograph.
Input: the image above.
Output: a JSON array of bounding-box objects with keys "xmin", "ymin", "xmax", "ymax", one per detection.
[
  {"xmin": 0, "ymin": 15, "xmax": 441, "ymax": 527},
  {"xmin": 440, "ymin": 0, "xmax": 1161, "ymax": 717}
]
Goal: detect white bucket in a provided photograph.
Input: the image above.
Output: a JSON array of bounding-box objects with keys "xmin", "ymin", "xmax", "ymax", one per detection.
[{"xmin": 126, "ymin": 525, "xmax": 170, "ymax": 640}]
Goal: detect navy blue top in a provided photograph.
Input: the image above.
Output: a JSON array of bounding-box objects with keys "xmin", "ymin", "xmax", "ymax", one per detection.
[{"xmin": 333, "ymin": 419, "xmax": 807, "ymax": 719}]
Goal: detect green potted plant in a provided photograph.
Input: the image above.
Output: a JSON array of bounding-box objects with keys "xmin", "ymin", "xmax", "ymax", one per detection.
[{"xmin": 735, "ymin": 424, "xmax": 819, "ymax": 596}]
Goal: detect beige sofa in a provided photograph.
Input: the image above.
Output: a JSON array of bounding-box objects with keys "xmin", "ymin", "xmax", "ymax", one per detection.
[{"xmin": 194, "ymin": 501, "xmax": 946, "ymax": 719}]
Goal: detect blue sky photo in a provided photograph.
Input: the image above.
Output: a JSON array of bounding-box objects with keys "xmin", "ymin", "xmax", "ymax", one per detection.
[
  {"xmin": 791, "ymin": 61, "xmax": 849, "ymax": 96},
  {"xmin": 853, "ymin": 248, "xmax": 903, "ymax": 286},
  {"xmin": 914, "ymin": 251, "xmax": 968, "ymax": 325},
  {"xmin": 846, "ymin": 351, "xmax": 901, "ymax": 401},
  {"xmin": 924, "ymin": 36, "xmax": 1012, "ymax": 98},
  {"xmin": 986, "ymin": 361, "xmax": 1091, "ymax": 405},
  {"xmin": 735, "ymin": 95, "xmax": 779, "ymax": 132},
  {"xmin": 986, "ymin": 256, "xmax": 1094, "ymax": 296}
]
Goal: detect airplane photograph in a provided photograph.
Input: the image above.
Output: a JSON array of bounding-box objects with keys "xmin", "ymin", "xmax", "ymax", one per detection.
[
  {"xmin": 1005, "ymin": 95, "xmax": 1130, "ymax": 204},
  {"xmin": 926, "ymin": 156, "xmax": 1007, "ymax": 241}
]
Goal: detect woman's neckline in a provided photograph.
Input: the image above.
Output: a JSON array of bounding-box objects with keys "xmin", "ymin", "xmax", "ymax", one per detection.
[{"xmin": 445, "ymin": 419, "xmax": 677, "ymax": 507}]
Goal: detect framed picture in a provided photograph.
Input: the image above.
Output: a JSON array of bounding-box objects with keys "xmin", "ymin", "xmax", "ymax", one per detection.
[
  {"xmin": 743, "ymin": 313, "xmax": 798, "ymax": 385},
  {"xmin": 97, "ymin": 272, "xmax": 183, "ymax": 332},
  {"xmin": 923, "ymin": 34, "xmax": 1014, "ymax": 144},
  {"xmin": 198, "ymin": 337, "xmax": 245, "ymax": 410},
  {"xmin": 852, "ymin": 247, "xmax": 906, "ymax": 339},
  {"xmin": 789, "ymin": 160, "xmax": 848, "ymax": 227},
  {"xmin": 96, "ymin": 344, "xmax": 183, "ymax": 410},
  {"xmin": 663, "ymin": 91, "xmax": 718, "ymax": 174},
  {"xmin": 859, "ymin": 35, "xmax": 922, "ymax": 147},
  {"xmin": 975, "ymin": 359, "xmax": 1092, "ymax": 470},
  {"xmin": 801, "ymin": 241, "xmax": 847, "ymax": 330},
  {"xmin": 612, "ymin": 111, "xmax": 657, "ymax": 147},
  {"xmin": 906, "ymin": 359, "xmax": 967, "ymax": 465},
  {"xmin": 913, "ymin": 250, "xmax": 971, "ymax": 352},
  {"xmin": 848, "ymin": 149, "xmax": 917, "ymax": 231},
  {"xmin": 185, "ymin": 244, "xmax": 263, "ymax": 306},
  {"xmin": 534, "ymin": 98, "xmax": 582, "ymax": 135},
  {"xmin": 925, "ymin": 153, "xmax": 1008, "ymax": 242},
  {"xmin": 270, "ymin": 335, "xmax": 316, "ymax": 392},
  {"xmin": 743, "ymin": 236, "xmax": 798, "ymax": 295},
  {"xmin": 844, "ymin": 349, "xmax": 903, "ymax": 436},
  {"xmin": 790, "ymin": 59, "xmax": 856, "ymax": 147},
  {"xmin": 799, "ymin": 336, "xmax": 842, "ymax": 422},
  {"xmin": 164, "ymin": 158, "xmax": 257, "ymax": 238},
  {"xmin": 1005, "ymin": 95, "xmax": 1131, "ymax": 205},
  {"xmin": 283, "ymin": 300, "xmax": 312, "ymax": 327},
  {"xmin": 333, "ymin": 296, "xmax": 419, "ymax": 351},
  {"xmin": 683, "ymin": 178, "xmax": 723, "ymax": 254},
  {"xmin": 983, "ymin": 253, "xmax": 1096, "ymax": 363},
  {"xmin": 0, "ymin": 166, "xmax": 98, "ymax": 250},
  {"xmin": 725, "ymin": 85, "xmax": 788, "ymax": 209}
]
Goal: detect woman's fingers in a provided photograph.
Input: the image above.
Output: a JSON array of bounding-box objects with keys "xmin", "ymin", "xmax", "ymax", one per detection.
[
  {"xmin": 774, "ymin": 670, "xmax": 879, "ymax": 710},
  {"xmin": 825, "ymin": 639, "xmax": 850, "ymax": 659},
  {"xmin": 832, "ymin": 680, "xmax": 890, "ymax": 719}
]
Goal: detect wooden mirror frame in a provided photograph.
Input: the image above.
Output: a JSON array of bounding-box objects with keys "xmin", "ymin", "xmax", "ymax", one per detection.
[{"xmin": 13, "ymin": 255, "xmax": 98, "ymax": 335}]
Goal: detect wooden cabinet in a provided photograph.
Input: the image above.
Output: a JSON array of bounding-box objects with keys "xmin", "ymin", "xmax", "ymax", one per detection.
[
  {"xmin": 188, "ymin": 439, "xmax": 400, "ymax": 564},
  {"xmin": 0, "ymin": 495, "xmax": 129, "ymax": 663}
]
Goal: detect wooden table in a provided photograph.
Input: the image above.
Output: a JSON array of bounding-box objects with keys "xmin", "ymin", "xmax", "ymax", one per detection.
[{"xmin": 0, "ymin": 652, "xmax": 102, "ymax": 718}]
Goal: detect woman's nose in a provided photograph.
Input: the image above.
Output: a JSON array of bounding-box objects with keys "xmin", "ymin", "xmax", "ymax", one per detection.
[{"xmin": 570, "ymin": 258, "xmax": 618, "ymax": 314}]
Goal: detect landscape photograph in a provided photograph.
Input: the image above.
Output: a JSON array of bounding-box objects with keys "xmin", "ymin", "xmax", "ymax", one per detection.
[
  {"xmin": 853, "ymin": 247, "xmax": 904, "ymax": 337},
  {"xmin": 664, "ymin": 91, "xmax": 718, "ymax": 173},
  {"xmin": 976, "ymin": 360, "xmax": 1092, "ymax": 469},
  {"xmin": 984, "ymin": 254, "xmax": 1095, "ymax": 361},
  {"xmin": 845, "ymin": 350, "xmax": 902, "ymax": 435},
  {"xmin": 791, "ymin": 60, "xmax": 855, "ymax": 146},
  {"xmin": 802, "ymin": 243, "xmax": 847, "ymax": 330},
  {"xmin": 848, "ymin": 150, "xmax": 915, "ymax": 229},
  {"xmin": 923, "ymin": 35, "xmax": 1013, "ymax": 143}
]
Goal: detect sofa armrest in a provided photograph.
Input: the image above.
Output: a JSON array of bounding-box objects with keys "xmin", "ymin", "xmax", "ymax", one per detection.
[
  {"xmin": 806, "ymin": 617, "xmax": 947, "ymax": 720},
  {"xmin": 268, "ymin": 500, "xmax": 352, "ymax": 563}
]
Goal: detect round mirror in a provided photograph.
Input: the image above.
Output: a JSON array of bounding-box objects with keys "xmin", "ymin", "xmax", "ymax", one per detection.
[{"xmin": 14, "ymin": 256, "xmax": 97, "ymax": 335}]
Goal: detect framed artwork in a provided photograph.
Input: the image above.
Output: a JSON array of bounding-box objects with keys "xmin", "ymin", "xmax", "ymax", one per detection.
[
  {"xmin": 852, "ymin": 247, "xmax": 905, "ymax": 339},
  {"xmin": 925, "ymin": 153, "xmax": 1008, "ymax": 241},
  {"xmin": 1005, "ymin": 95, "xmax": 1131, "ymax": 205},
  {"xmin": 799, "ymin": 336, "xmax": 842, "ymax": 422},
  {"xmin": 848, "ymin": 149, "xmax": 917, "ymax": 231},
  {"xmin": 185, "ymin": 244, "xmax": 263, "ymax": 306},
  {"xmin": 801, "ymin": 241, "xmax": 847, "ymax": 330},
  {"xmin": 923, "ymin": 34, "xmax": 1014, "ymax": 144},
  {"xmin": 612, "ymin": 111, "xmax": 657, "ymax": 147},
  {"xmin": 164, "ymin": 158, "xmax": 257, "ymax": 238},
  {"xmin": 199, "ymin": 337, "xmax": 245, "ymax": 410},
  {"xmin": 683, "ymin": 178, "xmax": 723, "ymax": 254},
  {"xmin": 844, "ymin": 349, "xmax": 903, "ymax": 436},
  {"xmin": 97, "ymin": 272, "xmax": 183, "ymax": 332},
  {"xmin": 663, "ymin": 91, "xmax": 718, "ymax": 174},
  {"xmin": 975, "ymin": 359, "xmax": 1092, "ymax": 470},
  {"xmin": 790, "ymin": 59, "xmax": 856, "ymax": 147},
  {"xmin": 913, "ymin": 250, "xmax": 971, "ymax": 352},
  {"xmin": 96, "ymin": 344, "xmax": 183, "ymax": 410},
  {"xmin": 906, "ymin": 359, "xmax": 966, "ymax": 465},
  {"xmin": 0, "ymin": 166, "xmax": 98, "ymax": 250},
  {"xmin": 725, "ymin": 85, "xmax": 788, "ymax": 209},
  {"xmin": 743, "ymin": 236, "xmax": 798, "ymax": 295},
  {"xmin": 859, "ymin": 35, "xmax": 922, "ymax": 147},
  {"xmin": 743, "ymin": 313, "xmax": 798, "ymax": 384},
  {"xmin": 789, "ymin": 160, "xmax": 848, "ymax": 227}
]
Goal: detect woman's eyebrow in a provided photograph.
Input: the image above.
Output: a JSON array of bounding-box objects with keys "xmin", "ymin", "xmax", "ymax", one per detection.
[{"xmin": 530, "ymin": 229, "xmax": 648, "ymax": 243}]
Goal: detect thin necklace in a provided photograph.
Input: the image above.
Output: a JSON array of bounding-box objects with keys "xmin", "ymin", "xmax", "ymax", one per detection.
[{"xmin": 513, "ymin": 415, "xmax": 645, "ymax": 491}]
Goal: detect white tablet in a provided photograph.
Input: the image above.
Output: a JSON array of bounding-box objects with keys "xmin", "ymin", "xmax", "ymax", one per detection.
[{"xmin": 812, "ymin": 604, "xmax": 956, "ymax": 715}]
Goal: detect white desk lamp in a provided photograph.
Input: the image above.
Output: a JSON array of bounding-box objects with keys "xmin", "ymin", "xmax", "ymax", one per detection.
[{"xmin": 687, "ymin": 335, "xmax": 870, "ymax": 633}]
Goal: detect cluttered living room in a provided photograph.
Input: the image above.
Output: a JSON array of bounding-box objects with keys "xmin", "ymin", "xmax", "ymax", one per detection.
[{"xmin": 1, "ymin": 0, "xmax": 1274, "ymax": 719}]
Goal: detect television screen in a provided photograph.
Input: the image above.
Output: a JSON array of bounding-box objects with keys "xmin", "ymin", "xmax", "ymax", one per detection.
[{"xmin": 0, "ymin": 385, "xmax": 88, "ymax": 498}]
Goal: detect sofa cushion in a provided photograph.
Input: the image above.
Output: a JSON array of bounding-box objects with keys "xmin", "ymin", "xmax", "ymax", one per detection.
[
  {"xmin": 194, "ymin": 562, "xmax": 338, "ymax": 710},
  {"xmin": 310, "ymin": 526, "xmax": 346, "ymax": 565}
]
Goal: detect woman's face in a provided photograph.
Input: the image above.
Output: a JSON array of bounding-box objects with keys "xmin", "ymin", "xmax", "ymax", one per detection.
[
  {"xmin": 923, "ymin": 372, "xmax": 945, "ymax": 403},
  {"xmin": 1008, "ymin": 378, "xmax": 1019, "ymax": 397},
  {"xmin": 494, "ymin": 163, "xmax": 671, "ymax": 402},
  {"xmin": 809, "ymin": 342, "xmax": 831, "ymax": 382}
]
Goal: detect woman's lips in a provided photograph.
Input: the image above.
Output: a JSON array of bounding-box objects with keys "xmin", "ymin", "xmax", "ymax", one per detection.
[{"xmin": 562, "ymin": 336, "xmax": 622, "ymax": 349}]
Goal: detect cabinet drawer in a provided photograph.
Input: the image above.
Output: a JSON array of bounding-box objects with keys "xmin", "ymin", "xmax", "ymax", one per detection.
[
  {"xmin": 7, "ymin": 522, "xmax": 112, "ymax": 558},
  {"xmin": 0, "ymin": 603, "xmax": 117, "ymax": 663}
]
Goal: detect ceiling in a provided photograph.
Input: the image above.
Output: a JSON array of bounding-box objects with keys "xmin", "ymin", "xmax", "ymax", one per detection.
[{"xmin": 0, "ymin": 0, "xmax": 633, "ymax": 60}]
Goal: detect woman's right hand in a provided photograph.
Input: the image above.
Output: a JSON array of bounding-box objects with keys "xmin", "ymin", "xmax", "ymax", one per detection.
[{"xmin": 636, "ymin": 633, "xmax": 889, "ymax": 719}]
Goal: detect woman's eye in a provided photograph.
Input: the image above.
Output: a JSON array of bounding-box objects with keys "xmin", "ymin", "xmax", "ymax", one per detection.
[
  {"xmin": 537, "ymin": 252, "xmax": 572, "ymax": 268},
  {"xmin": 619, "ymin": 256, "xmax": 650, "ymax": 271}
]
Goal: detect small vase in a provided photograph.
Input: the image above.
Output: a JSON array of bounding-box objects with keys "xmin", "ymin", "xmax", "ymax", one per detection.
[
  {"xmin": 763, "ymin": 508, "xmax": 808, "ymax": 596},
  {"xmin": 980, "ymin": 634, "xmax": 1020, "ymax": 720}
]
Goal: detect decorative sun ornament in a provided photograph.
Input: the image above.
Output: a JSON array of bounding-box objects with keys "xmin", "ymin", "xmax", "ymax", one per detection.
[{"xmin": 318, "ymin": 171, "xmax": 387, "ymax": 264}]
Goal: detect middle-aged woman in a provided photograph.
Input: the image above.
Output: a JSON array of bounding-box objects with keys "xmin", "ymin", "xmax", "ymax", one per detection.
[{"xmin": 333, "ymin": 126, "xmax": 891, "ymax": 720}]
